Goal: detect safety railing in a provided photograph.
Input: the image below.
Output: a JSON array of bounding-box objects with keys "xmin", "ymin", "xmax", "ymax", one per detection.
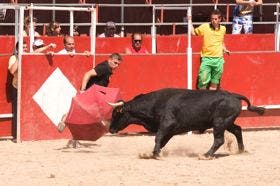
[
  {"xmin": 0, "ymin": 3, "xmax": 278, "ymax": 32},
  {"xmin": 275, "ymin": 3, "xmax": 280, "ymax": 52}
]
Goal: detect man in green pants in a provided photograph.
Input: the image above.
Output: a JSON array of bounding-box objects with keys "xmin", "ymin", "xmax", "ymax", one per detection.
[{"xmin": 189, "ymin": 9, "xmax": 230, "ymax": 90}]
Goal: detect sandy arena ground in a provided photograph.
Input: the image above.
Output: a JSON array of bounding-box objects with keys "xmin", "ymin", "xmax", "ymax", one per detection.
[{"xmin": 0, "ymin": 130, "xmax": 280, "ymax": 186}]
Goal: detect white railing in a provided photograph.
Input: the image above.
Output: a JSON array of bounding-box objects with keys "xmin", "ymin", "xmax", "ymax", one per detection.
[{"xmin": 275, "ymin": 3, "xmax": 280, "ymax": 52}]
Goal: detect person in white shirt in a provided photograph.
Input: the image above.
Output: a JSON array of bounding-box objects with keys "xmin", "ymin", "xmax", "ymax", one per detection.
[
  {"xmin": 58, "ymin": 36, "xmax": 90, "ymax": 57},
  {"xmin": 98, "ymin": 21, "xmax": 120, "ymax": 38},
  {"xmin": 22, "ymin": 16, "xmax": 40, "ymax": 37},
  {"xmin": 57, "ymin": 36, "xmax": 76, "ymax": 56}
]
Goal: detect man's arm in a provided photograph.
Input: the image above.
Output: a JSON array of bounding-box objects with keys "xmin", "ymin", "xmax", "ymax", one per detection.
[
  {"xmin": 8, "ymin": 56, "xmax": 18, "ymax": 74},
  {"xmin": 33, "ymin": 43, "xmax": 56, "ymax": 53},
  {"xmin": 235, "ymin": 0, "xmax": 263, "ymax": 6},
  {"xmin": 124, "ymin": 47, "xmax": 132, "ymax": 54},
  {"xmin": 80, "ymin": 68, "xmax": 97, "ymax": 91},
  {"xmin": 223, "ymin": 43, "xmax": 230, "ymax": 55},
  {"xmin": 187, "ymin": 15, "xmax": 196, "ymax": 36}
]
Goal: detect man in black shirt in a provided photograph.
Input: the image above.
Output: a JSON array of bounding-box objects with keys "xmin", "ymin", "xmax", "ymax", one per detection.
[
  {"xmin": 80, "ymin": 53, "xmax": 122, "ymax": 91},
  {"xmin": 57, "ymin": 53, "xmax": 122, "ymax": 144}
]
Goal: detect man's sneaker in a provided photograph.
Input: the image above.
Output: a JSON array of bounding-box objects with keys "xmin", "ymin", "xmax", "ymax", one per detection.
[
  {"xmin": 57, "ymin": 114, "xmax": 67, "ymax": 133},
  {"xmin": 57, "ymin": 121, "xmax": 66, "ymax": 133}
]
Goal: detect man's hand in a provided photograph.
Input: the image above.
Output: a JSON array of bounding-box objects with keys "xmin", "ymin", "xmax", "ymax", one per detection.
[
  {"xmin": 224, "ymin": 49, "xmax": 230, "ymax": 55},
  {"xmin": 84, "ymin": 50, "xmax": 91, "ymax": 57},
  {"xmin": 48, "ymin": 43, "xmax": 56, "ymax": 49}
]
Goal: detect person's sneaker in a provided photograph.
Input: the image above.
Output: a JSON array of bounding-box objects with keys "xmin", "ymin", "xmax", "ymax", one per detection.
[
  {"xmin": 57, "ymin": 114, "xmax": 67, "ymax": 133},
  {"xmin": 57, "ymin": 121, "xmax": 66, "ymax": 133}
]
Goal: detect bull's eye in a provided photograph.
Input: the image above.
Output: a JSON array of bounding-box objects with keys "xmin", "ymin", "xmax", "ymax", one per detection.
[{"xmin": 117, "ymin": 108, "xmax": 123, "ymax": 113}]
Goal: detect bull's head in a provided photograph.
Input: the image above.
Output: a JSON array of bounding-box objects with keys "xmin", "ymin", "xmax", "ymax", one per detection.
[{"xmin": 108, "ymin": 101, "xmax": 132, "ymax": 134}]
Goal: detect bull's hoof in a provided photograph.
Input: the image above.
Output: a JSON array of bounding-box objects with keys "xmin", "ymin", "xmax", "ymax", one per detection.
[
  {"xmin": 138, "ymin": 153, "xmax": 160, "ymax": 160},
  {"xmin": 238, "ymin": 149, "xmax": 249, "ymax": 155},
  {"xmin": 198, "ymin": 154, "xmax": 215, "ymax": 160},
  {"xmin": 223, "ymin": 131, "xmax": 238, "ymax": 153}
]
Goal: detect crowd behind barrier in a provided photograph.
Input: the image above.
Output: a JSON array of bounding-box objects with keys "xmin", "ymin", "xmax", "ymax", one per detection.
[{"xmin": 0, "ymin": 1, "xmax": 278, "ymax": 36}]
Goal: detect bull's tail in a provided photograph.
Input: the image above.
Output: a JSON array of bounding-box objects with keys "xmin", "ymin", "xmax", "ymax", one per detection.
[{"xmin": 232, "ymin": 93, "xmax": 265, "ymax": 115}]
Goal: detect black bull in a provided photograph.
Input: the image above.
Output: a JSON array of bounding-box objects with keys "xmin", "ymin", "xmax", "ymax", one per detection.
[{"xmin": 109, "ymin": 88, "xmax": 265, "ymax": 158}]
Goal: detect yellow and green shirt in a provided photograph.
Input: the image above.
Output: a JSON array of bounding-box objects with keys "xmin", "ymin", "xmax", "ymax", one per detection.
[{"xmin": 194, "ymin": 23, "xmax": 226, "ymax": 57}]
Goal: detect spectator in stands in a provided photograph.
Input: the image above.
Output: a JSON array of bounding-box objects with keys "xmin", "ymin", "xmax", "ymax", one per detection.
[
  {"xmin": 189, "ymin": 9, "xmax": 230, "ymax": 90},
  {"xmin": 98, "ymin": 21, "xmax": 120, "ymax": 38},
  {"xmin": 33, "ymin": 39, "xmax": 56, "ymax": 55},
  {"xmin": 57, "ymin": 53, "xmax": 122, "ymax": 148},
  {"xmin": 46, "ymin": 21, "xmax": 62, "ymax": 36},
  {"xmin": 232, "ymin": 0, "xmax": 263, "ymax": 34},
  {"xmin": 57, "ymin": 35, "xmax": 90, "ymax": 56},
  {"xmin": 73, "ymin": 25, "xmax": 80, "ymax": 36},
  {"xmin": 124, "ymin": 33, "xmax": 149, "ymax": 54},
  {"xmin": 8, "ymin": 41, "xmax": 28, "ymax": 139},
  {"xmin": 57, "ymin": 35, "xmax": 76, "ymax": 56},
  {"xmin": 0, "ymin": 0, "xmax": 15, "ymax": 21},
  {"xmin": 23, "ymin": 16, "xmax": 40, "ymax": 37}
]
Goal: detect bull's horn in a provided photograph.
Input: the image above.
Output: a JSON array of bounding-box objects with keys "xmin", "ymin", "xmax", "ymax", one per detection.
[
  {"xmin": 101, "ymin": 120, "xmax": 111, "ymax": 128},
  {"xmin": 107, "ymin": 101, "xmax": 124, "ymax": 108}
]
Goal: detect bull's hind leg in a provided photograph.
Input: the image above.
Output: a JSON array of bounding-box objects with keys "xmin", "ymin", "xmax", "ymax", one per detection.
[
  {"xmin": 204, "ymin": 127, "xmax": 225, "ymax": 158},
  {"xmin": 226, "ymin": 123, "xmax": 244, "ymax": 153},
  {"xmin": 204, "ymin": 116, "xmax": 239, "ymax": 158}
]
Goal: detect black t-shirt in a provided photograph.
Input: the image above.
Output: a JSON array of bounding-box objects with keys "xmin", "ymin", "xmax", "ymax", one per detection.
[{"xmin": 85, "ymin": 60, "xmax": 112, "ymax": 89}]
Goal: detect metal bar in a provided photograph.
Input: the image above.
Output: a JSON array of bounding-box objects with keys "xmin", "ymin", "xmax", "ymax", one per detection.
[
  {"xmin": 26, "ymin": 6, "xmax": 92, "ymax": 12},
  {"xmin": 52, "ymin": 0, "xmax": 56, "ymax": 22},
  {"xmin": 275, "ymin": 3, "xmax": 280, "ymax": 51},
  {"xmin": 29, "ymin": 4, "xmax": 34, "ymax": 52},
  {"xmin": 151, "ymin": 5, "xmax": 156, "ymax": 54},
  {"xmin": 69, "ymin": 10, "xmax": 74, "ymax": 36},
  {"xmin": 4, "ymin": 3, "xmax": 278, "ymax": 8},
  {"xmin": 96, "ymin": 4, "xmax": 99, "ymax": 23},
  {"xmin": 187, "ymin": 6, "xmax": 192, "ymax": 90},
  {"xmin": 172, "ymin": 23, "xmax": 175, "ymax": 35},
  {"xmin": 0, "ymin": 114, "xmax": 13, "ymax": 118},
  {"xmin": 226, "ymin": 4, "xmax": 229, "ymax": 22},
  {"xmin": 14, "ymin": 8, "xmax": 19, "ymax": 44},
  {"xmin": 17, "ymin": 6, "xmax": 25, "ymax": 143},
  {"xmin": 121, "ymin": 0, "xmax": 124, "ymax": 37},
  {"xmin": 160, "ymin": 6, "xmax": 163, "ymax": 23},
  {"xmin": 90, "ymin": 7, "xmax": 96, "ymax": 65}
]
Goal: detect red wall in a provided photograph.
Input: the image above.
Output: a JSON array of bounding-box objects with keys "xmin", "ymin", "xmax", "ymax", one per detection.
[{"xmin": 0, "ymin": 34, "xmax": 279, "ymax": 140}]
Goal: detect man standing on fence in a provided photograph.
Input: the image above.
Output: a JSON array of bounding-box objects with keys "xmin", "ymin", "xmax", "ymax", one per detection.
[{"xmin": 189, "ymin": 9, "xmax": 230, "ymax": 90}]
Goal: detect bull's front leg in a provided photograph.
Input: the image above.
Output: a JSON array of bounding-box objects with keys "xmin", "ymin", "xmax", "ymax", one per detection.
[{"xmin": 152, "ymin": 132, "xmax": 163, "ymax": 158}]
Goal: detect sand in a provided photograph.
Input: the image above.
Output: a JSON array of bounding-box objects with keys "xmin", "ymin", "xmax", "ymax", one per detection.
[{"xmin": 0, "ymin": 130, "xmax": 280, "ymax": 186}]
